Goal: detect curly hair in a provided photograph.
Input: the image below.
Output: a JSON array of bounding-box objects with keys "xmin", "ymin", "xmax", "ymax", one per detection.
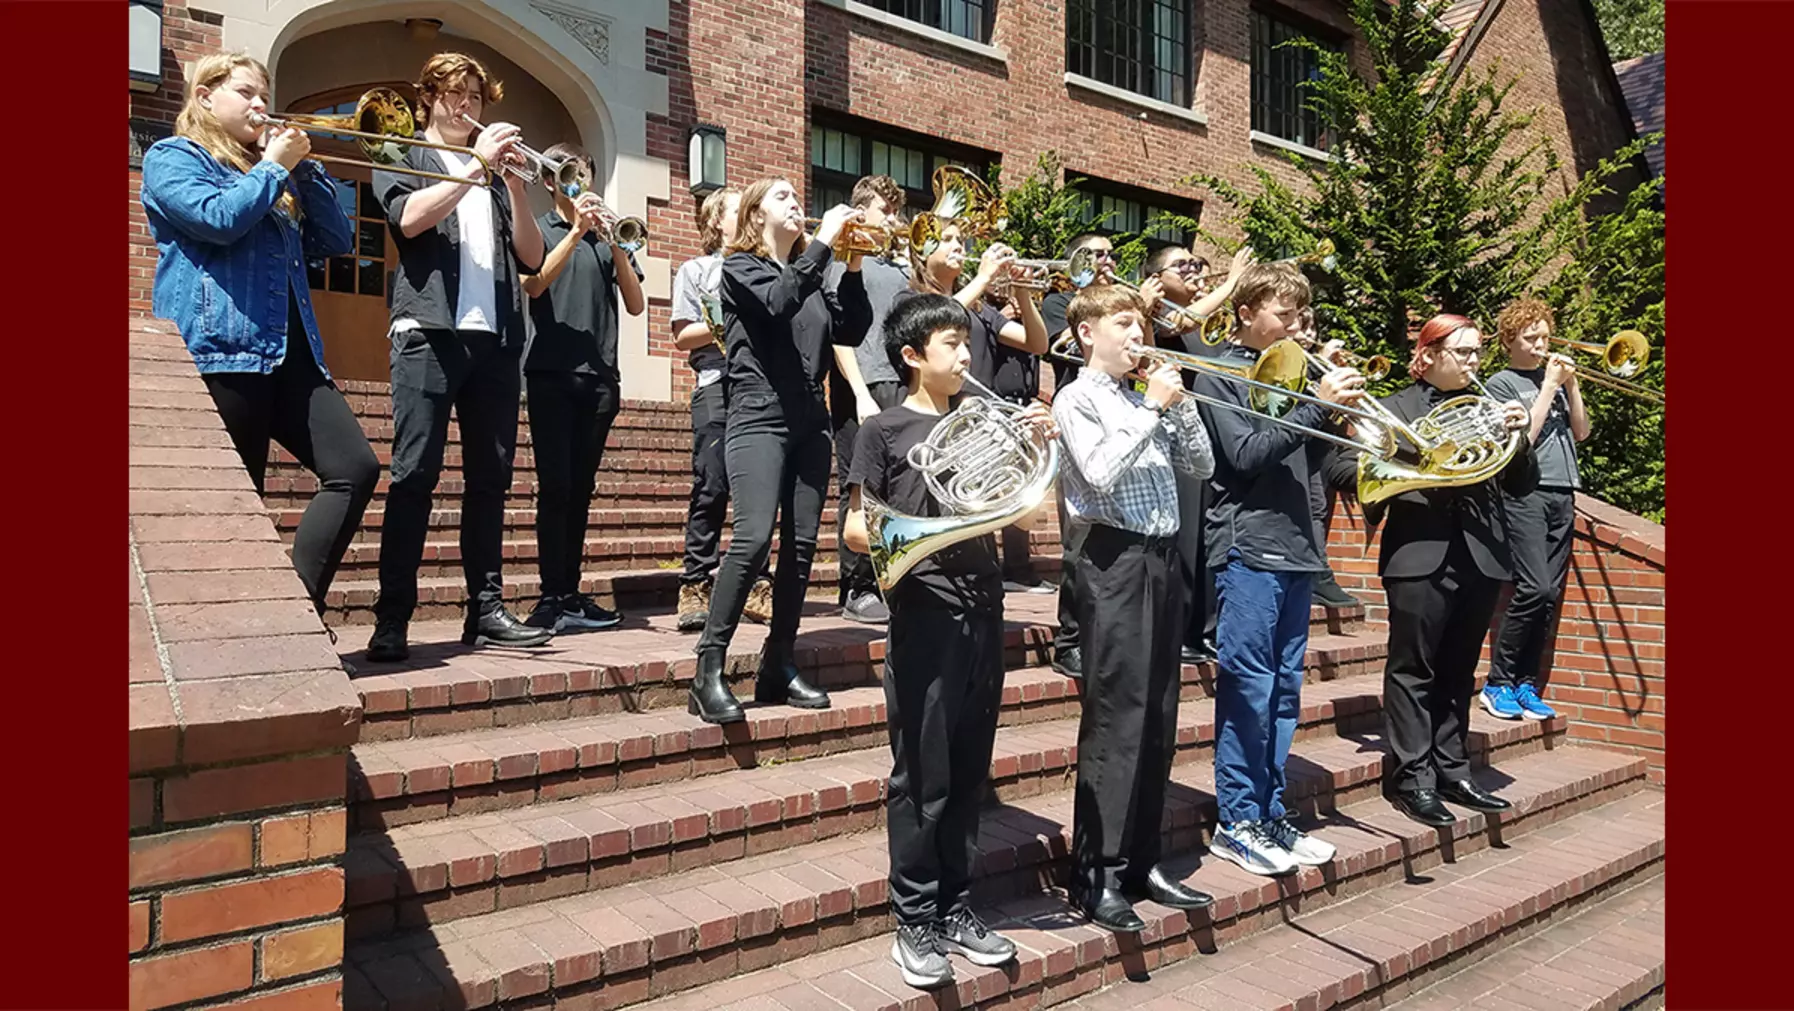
[
  {"xmin": 414, "ymin": 52, "xmax": 503, "ymax": 126},
  {"xmin": 1495, "ymin": 297, "xmax": 1555, "ymax": 345}
]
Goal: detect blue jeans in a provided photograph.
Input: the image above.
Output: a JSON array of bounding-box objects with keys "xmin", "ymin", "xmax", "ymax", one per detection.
[{"xmin": 1213, "ymin": 552, "xmax": 1314, "ymax": 825}]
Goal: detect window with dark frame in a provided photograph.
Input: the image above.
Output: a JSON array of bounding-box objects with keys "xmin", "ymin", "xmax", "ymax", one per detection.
[
  {"xmin": 292, "ymin": 91, "xmax": 395, "ymax": 300},
  {"xmin": 1066, "ymin": 0, "xmax": 1192, "ymax": 107},
  {"xmin": 1250, "ymin": 8, "xmax": 1339, "ymax": 150},
  {"xmin": 808, "ymin": 118, "xmax": 990, "ymax": 220},
  {"xmin": 856, "ymin": 0, "xmax": 993, "ymax": 43},
  {"xmin": 1072, "ymin": 175, "xmax": 1199, "ymax": 255}
]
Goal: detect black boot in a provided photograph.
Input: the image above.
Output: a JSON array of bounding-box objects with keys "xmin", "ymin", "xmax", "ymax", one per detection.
[
  {"xmin": 688, "ymin": 648, "xmax": 745, "ymax": 724},
  {"xmin": 1313, "ymin": 571, "xmax": 1361, "ymax": 609},
  {"xmin": 754, "ymin": 641, "xmax": 830, "ymax": 709},
  {"xmin": 463, "ymin": 605, "xmax": 555, "ymax": 648}
]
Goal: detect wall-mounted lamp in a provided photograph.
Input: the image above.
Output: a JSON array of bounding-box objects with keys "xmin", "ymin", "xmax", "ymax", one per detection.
[
  {"xmin": 129, "ymin": 0, "xmax": 164, "ymax": 93},
  {"xmin": 688, "ymin": 124, "xmax": 727, "ymax": 198}
]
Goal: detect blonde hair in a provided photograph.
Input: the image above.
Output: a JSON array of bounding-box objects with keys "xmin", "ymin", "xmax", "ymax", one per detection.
[
  {"xmin": 414, "ymin": 52, "xmax": 503, "ymax": 126},
  {"xmin": 725, "ymin": 177, "xmax": 807, "ymax": 259},
  {"xmin": 1068, "ymin": 285, "xmax": 1147, "ymax": 334},
  {"xmin": 175, "ymin": 53, "xmax": 297, "ymax": 220},
  {"xmin": 697, "ymin": 187, "xmax": 740, "ymax": 255}
]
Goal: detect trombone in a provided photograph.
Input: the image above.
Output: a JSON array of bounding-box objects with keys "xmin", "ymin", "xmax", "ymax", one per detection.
[
  {"xmin": 1488, "ymin": 329, "xmax": 1664, "ymax": 405},
  {"xmin": 458, "ymin": 113, "xmax": 584, "ymax": 197},
  {"xmin": 250, "ymin": 87, "xmax": 493, "ymax": 186},
  {"xmin": 804, "ymin": 217, "xmax": 907, "ymax": 260},
  {"xmin": 1296, "ymin": 336, "xmax": 1392, "ymax": 383},
  {"xmin": 1047, "ymin": 332, "xmax": 1408, "ymax": 458}
]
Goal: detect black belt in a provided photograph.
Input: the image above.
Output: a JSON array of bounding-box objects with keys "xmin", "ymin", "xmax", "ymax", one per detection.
[{"xmin": 1088, "ymin": 523, "xmax": 1176, "ymax": 554}]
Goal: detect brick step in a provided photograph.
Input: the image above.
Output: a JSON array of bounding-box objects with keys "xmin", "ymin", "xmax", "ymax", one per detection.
[
  {"xmin": 629, "ymin": 785, "xmax": 1662, "ymax": 1011},
  {"xmin": 339, "ymin": 750, "xmax": 1655, "ymax": 1011},
  {"xmin": 350, "ymin": 657, "xmax": 1408, "ymax": 831},
  {"xmin": 260, "ymin": 473, "xmax": 767, "ymax": 514},
  {"xmin": 346, "ymin": 597, "xmax": 1371, "ymax": 740},
  {"xmin": 340, "ymin": 707, "xmax": 1579, "ymax": 940},
  {"xmin": 1382, "ymin": 877, "xmax": 1664, "ymax": 1010}
]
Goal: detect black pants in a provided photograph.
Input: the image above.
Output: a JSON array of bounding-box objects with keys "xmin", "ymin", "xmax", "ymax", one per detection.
[
  {"xmin": 831, "ymin": 378, "xmax": 907, "ymax": 602},
  {"xmin": 1176, "ymin": 468, "xmax": 1217, "ymax": 648},
  {"xmin": 1071, "ymin": 525, "xmax": 1183, "ymax": 893},
  {"xmin": 884, "ymin": 601, "xmax": 1005, "ymax": 925},
  {"xmin": 998, "ymin": 392, "xmax": 1040, "ymax": 584},
  {"xmin": 202, "ymin": 324, "xmax": 379, "ymax": 611},
  {"xmin": 1053, "ymin": 483, "xmax": 1086, "ymax": 654},
  {"xmin": 1381, "ymin": 545, "xmax": 1504, "ymax": 792},
  {"xmin": 698, "ymin": 390, "xmax": 832, "ymax": 651},
  {"xmin": 526, "ymin": 371, "xmax": 620, "ymax": 598},
  {"xmin": 1308, "ymin": 464, "xmax": 1340, "ymax": 581},
  {"xmin": 1487, "ymin": 488, "xmax": 1576, "ymax": 689},
  {"xmin": 376, "ymin": 328, "xmax": 522, "ymax": 623}
]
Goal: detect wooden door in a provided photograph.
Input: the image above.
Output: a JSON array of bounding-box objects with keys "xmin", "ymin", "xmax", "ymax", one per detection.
[{"xmin": 306, "ymin": 159, "xmax": 397, "ymax": 383}]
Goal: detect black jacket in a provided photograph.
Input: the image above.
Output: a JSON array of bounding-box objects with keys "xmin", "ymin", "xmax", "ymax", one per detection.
[
  {"xmin": 1359, "ymin": 382, "xmax": 1540, "ymax": 581},
  {"xmin": 722, "ymin": 239, "xmax": 871, "ymax": 415},
  {"xmin": 373, "ymin": 145, "xmax": 543, "ymax": 350},
  {"xmin": 1193, "ymin": 342, "xmax": 1336, "ymax": 573}
]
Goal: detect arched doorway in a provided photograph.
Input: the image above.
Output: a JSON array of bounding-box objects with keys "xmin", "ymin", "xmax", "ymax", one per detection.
[{"xmin": 275, "ymin": 21, "xmax": 584, "ymax": 382}]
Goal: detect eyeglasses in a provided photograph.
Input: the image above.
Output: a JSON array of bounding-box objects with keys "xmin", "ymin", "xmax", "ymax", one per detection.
[
  {"xmin": 1090, "ymin": 249, "xmax": 1115, "ymax": 260},
  {"xmin": 1439, "ymin": 346, "xmax": 1483, "ymax": 362},
  {"xmin": 1160, "ymin": 260, "xmax": 1201, "ymax": 274}
]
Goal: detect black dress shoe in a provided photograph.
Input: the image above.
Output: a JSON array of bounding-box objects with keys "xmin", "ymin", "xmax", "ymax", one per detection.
[
  {"xmin": 1313, "ymin": 574, "xmax": 1361, "ymax": 610},
  {"xmin": 1076, "ymin": 887, "xmax": 1145, "ymax": 933},
  {"xmin": 754, "ymin": 642, "xmax": 830, "ymax": 709},
  {"xmin": 1128, "ymin": 866, "xmax": 1213, "ymax": 910},
  {"xmin": 1389, "ymin": 788, "xmax": 1457, "ymax": 827},
  {"xmin": 1438, "ymin": 778, "xmax": 1512, "ymax": 812},
  {"xmin": 1052, "ymin": 646, "xmax": 1082, "ymax": 679},
  {"xmin": 365, "ymin": 618, "xmax": 409, "ymax": 663},
  {"xmin": 688, "ymin": 648, "xmax": 745, "ymax": 724},
  {"xmin": 1181, "ymin": 643, "xmax": 1215, "ymax": 666},
  {"xmin": 463, "ymin": 606, "xmax": 554, "ymax": 648}
]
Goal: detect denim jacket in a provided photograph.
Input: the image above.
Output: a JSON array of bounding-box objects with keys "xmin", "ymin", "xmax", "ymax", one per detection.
[{"xmin": 140, "ymin": 137, "xmax": 355, "ymax": 379}]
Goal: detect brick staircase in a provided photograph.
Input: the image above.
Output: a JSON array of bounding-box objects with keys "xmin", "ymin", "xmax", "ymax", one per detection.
[{"xmin": 137, "ymin": 355, "xmax": 1668, "ymax": 1011}]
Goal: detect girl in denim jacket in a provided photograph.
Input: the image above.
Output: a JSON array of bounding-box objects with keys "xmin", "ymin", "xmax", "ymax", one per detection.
[{"xmin": 140, "ymin": 53, "xmax": 378, "ymax": 620}]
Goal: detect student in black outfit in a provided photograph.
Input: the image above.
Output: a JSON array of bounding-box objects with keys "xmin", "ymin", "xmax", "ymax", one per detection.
[
  {"xmin": 139, "ymin": 53, "xmax": 380, "ymax": 621},
  {"xmin": 1296, "ymin": 306, "xmax": 1363, "ymax": 611},
  {"xmin": 519, "ymin": 142, "xmax": 645, "ymax": 633},
  {"xmin": 1139, "ymin": 242, "xmax": 1254, "ymax": 665},
  {"xmin": 365, "ymin": 52, "xmax": 548, "ymax": 662},
  {"xmin": 686, "ymin": 178, "xmax": 873, "ymax": 724},
  {"xmin": 842, "ymin": 294, "xmax": 1052, "ymax": 989},
  {"xmin": 1357, "ymin": 314, "xmax": 1537, "ymax": 826},
  {"xmin": 1479, "ymin": 298, "xmax": 1587, "ymax": 722},
  {"xmin": 828, "ymin": 175, "xmax": 913, "ymax": 626}
]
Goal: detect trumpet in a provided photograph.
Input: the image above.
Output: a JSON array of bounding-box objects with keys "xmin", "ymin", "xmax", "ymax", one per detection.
[
  {"xmin": 596, "ymin": 214, "xmax": 650, "ymax": 253},
  {"xmin": 249, "ymin": 87, "xmax": 493, "ymax": 186},
  {"xmin": 987, "ymin": 248, "xmax": 1100, "ymax": 299},
  {"xmin": 1296, "ymin": 336, "xmax": 1392, "ymax": 383},
  {"xmin": 1190, "ymin": 240, "xmax": 1339, "ymax": 285},
  {"xmin": 863, "ymin": 372, "xmax": 1057, "ymax": 590},
  {"xmin": 458, "ymin": 113, "xmax": 584, "ymax": 197},
  {"xmin": 805, "ymin": 217, "xmax": 907, "ymax": 260}
]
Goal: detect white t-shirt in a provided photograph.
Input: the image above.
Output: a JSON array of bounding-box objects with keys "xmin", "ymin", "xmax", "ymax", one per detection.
[{"xmin": 440, "ymin": 150, "xmax": 499, "ymax": 335}]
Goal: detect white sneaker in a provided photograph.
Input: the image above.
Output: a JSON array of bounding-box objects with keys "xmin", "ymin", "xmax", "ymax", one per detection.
[
  {"xmin": 1262, "ymin": 815, "xmax": 1337, "ymax": 866},
  {"xmin": 1209, "ymin": 821, "xmax": 1299, "ymax": 876}
]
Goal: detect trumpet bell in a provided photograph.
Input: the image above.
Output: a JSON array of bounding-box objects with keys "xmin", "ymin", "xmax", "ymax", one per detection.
[
  {"xmin": 611, "ymin": 216, "xmax": 649, "ymax": 253},
  {"xmin": 274, "ymin": 87, "xmax": 417, "ymax": 166}
]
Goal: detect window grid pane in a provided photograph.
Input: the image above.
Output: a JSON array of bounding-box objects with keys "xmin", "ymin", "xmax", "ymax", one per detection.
[
  {"xmin": 808, "ymin": 121, "xmax": 988, "ymax": 222},
  {"xmin": 857, "ymin": 0, "xmax": 989, "ymax": 42},
  {"xmin": 1067, "ymin": 0, "xmax": 1190, "ymax": 105},
  {"xmin": 1251, "ymin": 11, "xmax": 1332, "ymax": 149}
]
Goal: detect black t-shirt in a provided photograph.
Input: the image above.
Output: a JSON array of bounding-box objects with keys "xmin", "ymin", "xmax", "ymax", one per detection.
[
  {"xmin": 525, "ymin": 212, "xmax": 644, "ymax": 377},
  {"xmin": 886, "ymin": 291, "xmax": 1011, "ymax": 393},
  {"xmin": 847, "ymin": 402, "xmax": 1003, "ymax": 612},
  {"xmin": 991, "ymin": 310, "xmax": 1039, "ymax": 401},
  {"xmin": 1042, "ymin": 290, "xmax": 1077, "ymax": 389}
]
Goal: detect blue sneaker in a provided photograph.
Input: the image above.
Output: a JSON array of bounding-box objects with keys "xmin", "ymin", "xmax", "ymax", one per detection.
[
  {"xmin": 1480, "ymin": 684, "xmax": 1523, "ymax": 720},
  {"xmin": 1512, "ymin": 683, "xmax": 1557, "ymax": 721}
]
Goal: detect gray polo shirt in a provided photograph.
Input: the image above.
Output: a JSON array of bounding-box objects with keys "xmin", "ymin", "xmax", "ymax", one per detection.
[
  {"xmin": 826, "ymin": 255, "xmax": 910, "ymax": 387},
  {"xmin": 1483, "ymin": 367, "xmax": 1581, "ymax": 489}
]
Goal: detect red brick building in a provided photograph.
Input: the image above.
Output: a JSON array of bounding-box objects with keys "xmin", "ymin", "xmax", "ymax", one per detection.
[{"xmin": 128, "ymin": 0, "xmax": 1643, "ymax": 402}]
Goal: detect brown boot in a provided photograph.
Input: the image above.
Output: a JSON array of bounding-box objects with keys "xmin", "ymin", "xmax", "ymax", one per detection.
[
  {"xmin": 677, "ymin": 580, "xmax": 711, "ymax": 633},
  {"xmin": 742, "ymin": 575, "xmax": 775, "ymax": 625}
]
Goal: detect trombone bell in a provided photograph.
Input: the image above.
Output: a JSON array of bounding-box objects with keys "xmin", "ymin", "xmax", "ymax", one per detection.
[{"xmin": 253, "ymin": 87, "xmax": 492, "ymax": 186}]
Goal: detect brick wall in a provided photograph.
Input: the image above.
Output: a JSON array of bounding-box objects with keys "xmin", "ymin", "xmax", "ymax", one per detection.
[
  {"xmin": 129, "ymin": 319, "xmax": 362, "ymax": 1011},
  {"xmin": 1325, "ymin": 493, "xmax": 1667, "ymax": 785},
  {"xmin": 130, "ymin": 5, "xmax": 222, "ymax": 317}
]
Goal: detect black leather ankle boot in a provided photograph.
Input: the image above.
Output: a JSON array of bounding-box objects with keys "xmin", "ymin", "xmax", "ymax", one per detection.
[
  {"xmin": 754, "ymin": 641, "xmax": 830, "ymax": 709},
  {"xmin": 688, "ymin": 648, "xmax": 745, "ymax": 724}
]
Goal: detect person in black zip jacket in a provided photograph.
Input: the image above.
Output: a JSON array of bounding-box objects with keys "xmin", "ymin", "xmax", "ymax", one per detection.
[
  {"xmin": 365, "ymin": 52, "xmax": 547, "ymax": 662},
  {"xmin": 1192, "ymin": 263, "xmax": 1364, "ymax": 879},
  {"xmin": 686, "ymin": 177, "xmax": 873, "ymax": 724},
  {"xmin": 1352, "ymin": 313, "xmax": 1538, "ymax": 827}
]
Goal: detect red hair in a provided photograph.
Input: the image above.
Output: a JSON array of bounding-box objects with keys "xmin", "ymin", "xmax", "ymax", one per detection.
[{"xmin": 1410, "ymin": 313, "xmax": 1477, "ymax": 374}]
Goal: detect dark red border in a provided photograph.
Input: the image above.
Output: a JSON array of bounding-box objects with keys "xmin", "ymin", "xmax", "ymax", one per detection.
[
  {"xmin": 1669, "ymin": 2, "xmax": 1785, "ymax": 1007},
  {"xmin": 1, "ymin": 2, "xmax": 123, "ymax": 1007}
]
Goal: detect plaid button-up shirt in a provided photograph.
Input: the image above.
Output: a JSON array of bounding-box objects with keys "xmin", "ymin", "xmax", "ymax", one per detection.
[{"xmin": 1052, "ymin": 369, "xmax": 1214, "ymax": 537}]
